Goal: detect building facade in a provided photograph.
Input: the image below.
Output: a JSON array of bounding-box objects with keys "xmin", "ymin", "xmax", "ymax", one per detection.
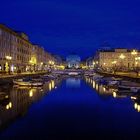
[
  {"xmin": 0, "ymin": 24, "xmax": 55, "ymax": 73},
  {"xmin": 94, "ymin": 48, "xmax": 140, "ymax": 71}
]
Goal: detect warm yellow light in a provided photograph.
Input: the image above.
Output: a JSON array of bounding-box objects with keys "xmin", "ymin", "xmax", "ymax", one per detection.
[
  {"xmin": 30, "ymin": 56, "xmax": 37, "ymax": 64},
  {"xmin": 6, "ymin": 102, "xmax": 12, "ymax": 110},
  {"xmin": 95, "ymin": 84, "xmax": 99, "ymax": 91},
  {"xmin": 103, "ymin": 87, "xmax": 106, "ymax": 92},
  {"xmin": 49, "ymin": 60, "xmax": 52, "ymax": 64},
  {"xmin": 5, "ymin": 95, "xmax": 9, "ymax": 99},
  {"xmin": 113, "ymin": 92, "xmax": 117, "ymax": 98},
  {"xmin": 103, "ymin": 63, "xmax": 106, "ymax": 65},
  {"xmin": 29, "ymin": 89, "xmax": 33, "ymax": 97},
  {"xmin": 112, "ymin": 61, "xmax": 117, "ymax": 64},
  {"xmin": 41, "ymin": 62, "xmax": 43, "ymax": 65},
  {"xmin": 6, "ymin": 105, "xmax": 9, "ymax": 110},
  {"xmin": 49, "ymin": 82, "xmax": 52, "ymax": 91},
  {"xmin": 131, "ymin": 50, "xmax": 138, "ymax": 55},
  {"xmin": 9, "ymin": 102, "xmax": 12, "ymax": 108},
  {"xmin": 5, "ymin": 62, "xmax": 9, "ymax": 72},
  {"xmin": 29, "ymin": 60, "xmax": 33, "ymax": 63},
  {"xmin": 138, "ymin": 105, "xmax": 140, "ymax": 112},
  {"xmin": 131, "ymin": 96, "xmax": 137, "ymax": 100},
  {"xmin": 93, "ymin": 61, "xmax": 95, "ymax": 65},
  {"xmin": 93, "ymin": 81, "xmax": 96, "ymax": 88},
  {"xmin": 51, "ymin": 61, "xmax": 55, "ymax": 65},
  {"xmin": 135, "ymin": 57, "xmax": 140, "ymax": 61},
  {"xmin": 134, "ymin": 103, "xmax": 138, "ymax": 109},
  {"xmin": 119, "ymin": 54, "xmax": 126, "ymax": 59},
  {"xmin": 51, "ymin": 80, "xmax": 55, "ymax": 89},
  {"xmin": 6, "ymin": 56, "xmax": 12, "ymax": 60}
]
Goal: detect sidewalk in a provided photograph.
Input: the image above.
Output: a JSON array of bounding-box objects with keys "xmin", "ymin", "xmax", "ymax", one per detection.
[
  {"xmin": 98, "ymin": 71, "xmax": 140, "ymax": 80},
  {"xmin": 115, "ymin": 72, "xmax": 140, "ymax": 78},
  {"xmin": 0, "ymin": 71, "xmax": 48, "ymax": 79}
]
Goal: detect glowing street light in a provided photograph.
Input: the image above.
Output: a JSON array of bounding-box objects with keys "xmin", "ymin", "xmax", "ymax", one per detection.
[
  {"xmin": 6, "ymin": 56, "xmax": 12, "ymax": 60},
  {"xmin": 131, "ymin": 50, "xmax": 138, "ymax": 55},
  {"xmin": 119, "ymin": 54, "xmax": 126, "ymax": 59},
  {"xmin": 5, "ymin": 56, "xmax": 12, "ymax": 74},
  {"xmin": 112, "ymin": 61, "xmax": 117, "ymax": 64}
]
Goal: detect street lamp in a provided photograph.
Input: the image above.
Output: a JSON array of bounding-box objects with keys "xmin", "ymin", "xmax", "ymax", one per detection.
[
  {"xmin": 119, "ymin": 54, "xmax": 126, "ymax": 71},
  {"xmin": 119, "ymin": 54, "xmax": 125, "ymax": 59},
  {"xmin": 5, "ymin": 56, "xmax": 12, "ymax": 74},
  {"xmin": 112, "ymin": 61, "xmax": 117, "ymax": 74},
  {"xmin": 112, "ymin": 61, "xmax": 117, "ymax": 64},
  {"xmin": 131, "ymin": 50, "xmax": 138, "ymax": 55},
  {"xmin": 131, "ymin": 50, "xmax": 138, "ymax": 69}
]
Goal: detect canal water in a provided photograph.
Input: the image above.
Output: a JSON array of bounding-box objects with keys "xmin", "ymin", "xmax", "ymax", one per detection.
[{"xmin": 0, "ymin": 77, "xmax": 140, "ymax": 139}]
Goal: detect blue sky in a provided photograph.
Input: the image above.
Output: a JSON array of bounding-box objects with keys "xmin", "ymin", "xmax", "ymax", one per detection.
[{"xmin": 0, "ymin": 0, "xmax": 140, "ymax": 59}]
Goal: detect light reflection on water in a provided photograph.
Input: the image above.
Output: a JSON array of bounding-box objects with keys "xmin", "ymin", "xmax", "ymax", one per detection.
[
  {"xmin": 0, "ymin": 79, "xmax": 61, "ymax": 130},
  {"xmin": 0, "ymin": 77, "xmax": 140, "ymax": 139},
  {"xmin": 66, "ymin": 78, "xmax": 81, "ymax": 88},
  {"xmin": 85, "ymin": 76, "xmax": 140, "ymax": 113}
]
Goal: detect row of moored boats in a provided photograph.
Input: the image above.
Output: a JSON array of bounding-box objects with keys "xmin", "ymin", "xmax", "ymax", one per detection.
[
  {"xmin": 13, "ymin": 74, "xmax": 59, "ymax": 87},
  {"xmin": 87, "ymin": 74, "xmax": 140, "ymax": 94}
]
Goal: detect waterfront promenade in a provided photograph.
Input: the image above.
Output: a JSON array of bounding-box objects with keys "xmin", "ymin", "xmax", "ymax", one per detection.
[{"xmin": 0, "ymin": 71, "xmax": 48, "ymax": 79}]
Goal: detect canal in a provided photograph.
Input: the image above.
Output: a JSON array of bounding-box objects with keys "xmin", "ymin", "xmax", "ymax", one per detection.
[{"xmin": 0, "ymin": 77, "xmax": 140, "ymax": 139}]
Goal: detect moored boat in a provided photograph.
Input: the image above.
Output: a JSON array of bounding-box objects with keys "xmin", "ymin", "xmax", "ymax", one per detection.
[{"xmin": 13, "ymin": 79, "xmax": 43, "ymax": 86}]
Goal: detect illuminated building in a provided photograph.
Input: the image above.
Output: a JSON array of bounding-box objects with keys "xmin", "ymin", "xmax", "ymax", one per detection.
[
  {"xmin": 66, "ymin": 54, "xmax": 81, "ymax": 69},
  {"xmin": 0, "ymin": 24, "xmax": 55, "ymax": 73},
  {"xmin": 94, "ymin": 48, "xmax": 140, "ymax": 70}
]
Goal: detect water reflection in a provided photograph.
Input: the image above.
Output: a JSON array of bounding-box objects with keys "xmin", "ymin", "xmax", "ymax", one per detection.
[
  {"xmin": 66, "ymin": 78, "xmax": 81, "ymax": 88},
  {"xmin": 85, "ymin": 77, "xmax": 114, "ymax": 96},
  {"xmin": 0, "ymin": 79, "xmax": 61, "ymax": 130},
  {"xmin": 85, "ymin": 76, "xmax": 140, "ymax": 113}
]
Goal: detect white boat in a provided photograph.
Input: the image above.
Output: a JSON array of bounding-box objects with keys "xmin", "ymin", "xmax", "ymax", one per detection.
[
  {"xmin": 13, "ymin": 79, "xmax": 43, "ymax": 86},
  {"xmin": 68, "ymin": 72, "xmax": 79, "ymax": 76}
]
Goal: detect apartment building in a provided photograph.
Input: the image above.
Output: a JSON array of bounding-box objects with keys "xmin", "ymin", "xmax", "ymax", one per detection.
[
  {"xmin": 0, "ymin": 24, "xmax": 55, "ymax": 73},
  {"xmin": 94, "ymin": 48, "xmax": 140, "ymax": 70}
]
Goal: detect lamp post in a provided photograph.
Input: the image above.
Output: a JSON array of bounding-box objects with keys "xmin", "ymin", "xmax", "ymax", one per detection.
[
  {"xmin": 135, "ymin": 57, "xmax": 140, "ymax": 76},
  {"xmin": 40, "ymin": 62, "xmax": 43, "ymax": 71},
  {"xmin": 119, "ymin": 54, "xmax": 126, "ymax": 71},
  {"xmin": 131, "ymin": 50, "xmax": 138, "ymax": 69},
  {"xmin": 5, "ymin": 56, "xmax": 12, "ymax": 74},
  {"xmin": 112, "ymin": 61, "xmax": 117, "ymax": 73}
]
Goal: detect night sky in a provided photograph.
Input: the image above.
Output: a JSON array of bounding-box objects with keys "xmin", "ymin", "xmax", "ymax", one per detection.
[{"xmin": 0, "ymin": 0, "xmax": 140, "ymax": 59}]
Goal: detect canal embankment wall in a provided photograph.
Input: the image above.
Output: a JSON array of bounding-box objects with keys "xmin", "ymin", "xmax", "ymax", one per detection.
[{"xmin": 97, "ymin": 71, "xmax": 140, "ymax": 83}]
